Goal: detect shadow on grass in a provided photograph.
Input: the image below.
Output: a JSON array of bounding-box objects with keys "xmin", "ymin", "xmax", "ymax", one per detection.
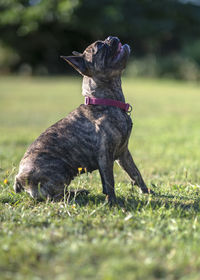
[
  {"xmin": 1, "ymin": 189, "xmax": 200, "ymax": 213},
  {"xmin": 72, "ymin": 190, "xmax": 200, "ymax": 213}
]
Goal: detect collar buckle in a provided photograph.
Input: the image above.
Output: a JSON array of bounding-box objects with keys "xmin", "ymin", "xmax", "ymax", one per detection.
[
  {"xmin": 127, "ymin": 104, "xmax": 132, "ymax": 114},
  {"xmin": 85, "ymin": 96, "xmax": 90, "ymax": 105}
]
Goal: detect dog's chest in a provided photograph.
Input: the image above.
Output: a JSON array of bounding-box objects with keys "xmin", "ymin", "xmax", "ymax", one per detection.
[{"xmin": 87, "ymin": 106, "xmax": 132, "ymax": 152}]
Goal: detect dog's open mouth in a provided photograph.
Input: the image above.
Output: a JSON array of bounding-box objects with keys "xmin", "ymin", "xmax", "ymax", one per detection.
[
  {"xmin": 115, "ymin": 42, "xmax": 122, "ymax": 57},
  {"xmin": 114, "ymin": 41, "xmax": 130, "ymax": 61},
  {"xmin": 104, "ymin": 36, "xmax": 131, "ymax": 66}
]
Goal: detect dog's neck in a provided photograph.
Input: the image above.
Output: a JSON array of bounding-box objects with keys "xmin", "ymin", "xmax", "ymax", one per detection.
[{"xmin": 82, "ymin": 76, "xmax": 125, "ymax": 102}]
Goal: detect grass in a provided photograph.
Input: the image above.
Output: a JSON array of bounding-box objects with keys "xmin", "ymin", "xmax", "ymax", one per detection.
[{"xmin": 0, "ymin": 76, "xmax": 200, "ymax": 280}]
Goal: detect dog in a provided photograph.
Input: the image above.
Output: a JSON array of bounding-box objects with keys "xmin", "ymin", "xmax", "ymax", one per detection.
[{"xmin": 14, "ymin": 36, "xmax": 152, "ymax": 204}]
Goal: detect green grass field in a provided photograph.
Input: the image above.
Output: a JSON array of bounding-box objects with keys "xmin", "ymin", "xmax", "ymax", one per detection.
[{"xmin": 0, "ymin": 76, "xmax": 200, "ymax": 280}]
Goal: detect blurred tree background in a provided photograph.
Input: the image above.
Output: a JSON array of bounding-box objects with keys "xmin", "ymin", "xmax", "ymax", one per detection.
[{"xmin": 0, "ymin": 0, "xmax": 200, "ymax": 79}]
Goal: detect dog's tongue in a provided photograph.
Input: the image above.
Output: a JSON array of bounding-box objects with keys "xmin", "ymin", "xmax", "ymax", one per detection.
[{"xmin": 117, "ymin": 42, "xmax": 122, "ymax": 53}]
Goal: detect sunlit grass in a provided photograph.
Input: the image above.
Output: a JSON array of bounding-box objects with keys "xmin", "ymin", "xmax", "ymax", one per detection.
[{"xmin": 0, "ymin": 76, "xmax": 200, "ymax": 279}]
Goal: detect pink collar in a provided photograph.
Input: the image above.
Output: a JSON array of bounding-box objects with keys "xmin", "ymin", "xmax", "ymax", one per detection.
[{"xmin": 85, "ymin": 97, "xmax": 132, "ymax": 113}]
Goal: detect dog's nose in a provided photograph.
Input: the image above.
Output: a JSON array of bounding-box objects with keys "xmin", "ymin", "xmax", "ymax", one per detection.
[
  {"xmin": 107, "ymin": 36, "xmax": 113, "ymax": 41},
  {"xmin": 106, "ymin": 36, "xmax": 119, "ymax": 43}
]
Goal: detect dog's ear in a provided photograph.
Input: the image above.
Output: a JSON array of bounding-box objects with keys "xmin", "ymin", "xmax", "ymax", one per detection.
[
  {"xmin": 61, "ymin": 55, "xmax": 90, "ymax": 76},
  {"xmin": 72, "ymin": 51, "xmax": 82, "ymax": 56}
]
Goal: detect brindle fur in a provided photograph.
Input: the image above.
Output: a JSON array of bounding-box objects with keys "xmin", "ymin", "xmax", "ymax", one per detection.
[{"xmin": 14, "ymin": 36, "xmax": 151, "ymax": 204}]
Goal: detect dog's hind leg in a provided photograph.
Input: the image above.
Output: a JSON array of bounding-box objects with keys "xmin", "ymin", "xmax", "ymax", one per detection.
[{"xmin": 117, "ymin": 149, "xmax": 153, "ymax": 194}]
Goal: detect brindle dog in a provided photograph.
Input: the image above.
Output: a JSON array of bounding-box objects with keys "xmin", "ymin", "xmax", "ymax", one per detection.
[{"xmin": 14, "ymin": 36, "xmax": 152, "ymax": 204}]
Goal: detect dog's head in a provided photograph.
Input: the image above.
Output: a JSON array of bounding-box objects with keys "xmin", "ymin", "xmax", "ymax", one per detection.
[{"xmin": 61, "ymin": 36, "xmax": 130, "ymax": 79}]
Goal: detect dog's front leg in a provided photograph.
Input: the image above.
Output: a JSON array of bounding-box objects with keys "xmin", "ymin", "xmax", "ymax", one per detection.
[
  {"xmin": 117, "ymin": 149, "xmax": 151, "ymax": 194},
  {"xmin": 98, "ymin": 156, "xmax": 117, "ymax": 205}
]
